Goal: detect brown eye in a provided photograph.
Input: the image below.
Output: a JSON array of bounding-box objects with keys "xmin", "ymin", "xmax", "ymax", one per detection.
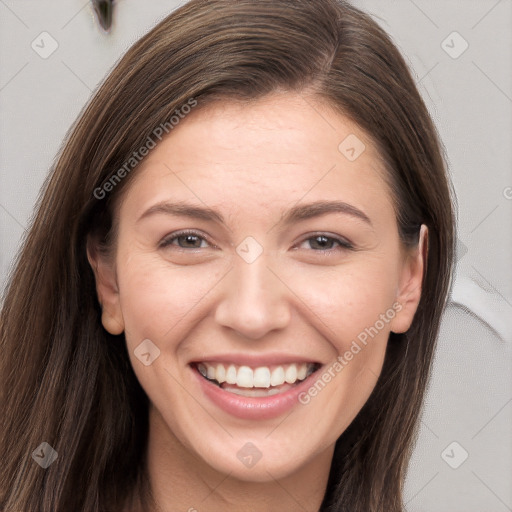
[
  {"xmin": 298, "ymin": 234, "xmax": 353, "ymax": 251},
  {"xmin": 160, "ymin": 231, "xmax": 210, "ymax": 249},
  {"xmin": 308, "ymin": 235, "xmax": 336, "ymax": 250}
]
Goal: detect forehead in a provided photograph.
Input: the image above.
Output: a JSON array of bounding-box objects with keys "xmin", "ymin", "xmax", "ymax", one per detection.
[{"xmin": 118, "ymin": 92, "xmax": 396, "ymax": 227}]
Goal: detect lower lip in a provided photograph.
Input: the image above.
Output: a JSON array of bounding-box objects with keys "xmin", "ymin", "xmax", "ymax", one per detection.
[{"xmin": 191, "ymin": 365, "xmax": 320, "ymax": 420}]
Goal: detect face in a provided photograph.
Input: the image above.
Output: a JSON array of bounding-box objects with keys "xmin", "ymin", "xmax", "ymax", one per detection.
[{"xmin": 89, "ymin": 92, "xmax": 425, "ymax": 483}]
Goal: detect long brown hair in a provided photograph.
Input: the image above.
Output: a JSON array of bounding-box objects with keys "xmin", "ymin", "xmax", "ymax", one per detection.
[{"xmin": 0, "ymin": 1, "xmax": 455, "ymax": 510}]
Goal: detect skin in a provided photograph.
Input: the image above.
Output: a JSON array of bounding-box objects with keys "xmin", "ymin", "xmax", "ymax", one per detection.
[{"xmin": 88, "ymin": 91, "xmax": 427, "ymax": 512}]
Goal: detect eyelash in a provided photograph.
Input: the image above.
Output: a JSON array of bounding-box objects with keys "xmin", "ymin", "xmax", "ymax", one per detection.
[{"xmin": 159, "ymin": 229, "xmax": 354, "ymax": 253}]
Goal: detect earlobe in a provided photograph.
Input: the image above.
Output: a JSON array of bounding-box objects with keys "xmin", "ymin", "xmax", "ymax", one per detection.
[
  {"xmin": 86, "ymin": 238, "xmax": 125, "ymax": 335},
  {"xmin": 390, "ymin": 224, "xmax": 428, "ymax": 334},
  {"xmin": 100, "ymin": 309, "xmax": 125, "ymax": 336}
]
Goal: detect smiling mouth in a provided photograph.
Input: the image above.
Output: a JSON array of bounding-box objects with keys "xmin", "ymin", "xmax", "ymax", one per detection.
[{"xmin": 192, "ymin": 361, "xmax": 321, "ymax": 397}]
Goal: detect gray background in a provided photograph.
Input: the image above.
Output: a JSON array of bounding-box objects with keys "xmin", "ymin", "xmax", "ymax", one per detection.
[{"xmin": 1, "ymin": 1, "xmax": 511, "ymax": 510}]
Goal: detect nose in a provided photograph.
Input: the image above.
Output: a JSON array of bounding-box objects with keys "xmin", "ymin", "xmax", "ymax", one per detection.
[{"xmin": 214, "ymin": 253, "xmax": 292, "ymax": 340}]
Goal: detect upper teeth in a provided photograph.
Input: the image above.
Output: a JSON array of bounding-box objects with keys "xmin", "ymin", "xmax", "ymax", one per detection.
[{"xmin": 197, "ymin": 362, "xmax": 315, "ymax": 388}]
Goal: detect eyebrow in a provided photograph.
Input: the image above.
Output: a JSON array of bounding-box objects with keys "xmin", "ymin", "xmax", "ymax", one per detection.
[{"xmin": 137, "ymin": 199, "xmax": 372, "ymax": 227}]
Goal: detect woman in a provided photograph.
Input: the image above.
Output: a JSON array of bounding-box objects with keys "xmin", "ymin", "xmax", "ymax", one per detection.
[{"xmin": 0, "ymin": 0, "xmax": 455, "ymax": 511}]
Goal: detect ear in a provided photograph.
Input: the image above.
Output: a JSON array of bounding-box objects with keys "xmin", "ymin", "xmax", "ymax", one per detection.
[
  {"xmin": 86, "ymin": 237, "xmax": 125, "ymax": 335},
  {"xmin": 389, "ymin": 224, "xmax": 428, "ymax": 334}
]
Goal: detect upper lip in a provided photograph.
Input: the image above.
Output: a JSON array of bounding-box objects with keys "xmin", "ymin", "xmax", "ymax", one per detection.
[{"xmin": 189, "ymin": 353, "xmax": 322, "ymax": 367}]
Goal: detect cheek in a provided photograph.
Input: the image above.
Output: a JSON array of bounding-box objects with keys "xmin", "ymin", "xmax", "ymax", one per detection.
[
  {"xmin": 115, "ymin": 251, "xmax": 227, "ymax": 347},
  {"xmin": 280, "ymin": 258, "xmax": 399, "ymax": 347}
]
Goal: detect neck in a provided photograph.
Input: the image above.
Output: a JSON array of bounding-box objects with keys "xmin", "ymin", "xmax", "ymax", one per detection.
[{"xmin": 128, "ymin": 403, "xmax": 334, "ymax": 512}]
